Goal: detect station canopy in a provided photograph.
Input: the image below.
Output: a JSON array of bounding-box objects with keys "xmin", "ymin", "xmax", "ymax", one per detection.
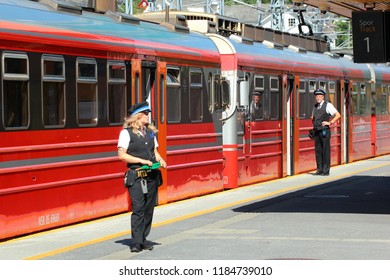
[{"xmin": 300, "ymin": 0, "xmax": 390, "ymax": 18}]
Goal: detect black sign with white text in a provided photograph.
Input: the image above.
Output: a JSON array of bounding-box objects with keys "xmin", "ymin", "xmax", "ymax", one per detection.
[{"xmin": 352, "ymin": 11, "xmax": 387, "ymax": 63}]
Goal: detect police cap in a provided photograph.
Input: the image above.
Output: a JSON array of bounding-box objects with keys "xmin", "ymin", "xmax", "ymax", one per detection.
[
  {"xmin": 128, "ymin": 101, "xmax": 152, "ymax": 116},
  {"xmin": 314, "ymin": 89, "xmax": 325, "ymax": 96}
]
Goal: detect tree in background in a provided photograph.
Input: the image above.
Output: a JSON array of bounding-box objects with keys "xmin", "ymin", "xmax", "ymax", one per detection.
[{"xmin": 334, "ymin": 19, "xmax": 352, "ymax": 49}]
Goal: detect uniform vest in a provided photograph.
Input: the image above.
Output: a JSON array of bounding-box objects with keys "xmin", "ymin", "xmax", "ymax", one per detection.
[
  {"xmin": 313, "ymin": 101, "xmax": 331, "ymax": 130},
  {"xmin": 126, "ymin": 127, "xmax": 156, "ymax": 169}
]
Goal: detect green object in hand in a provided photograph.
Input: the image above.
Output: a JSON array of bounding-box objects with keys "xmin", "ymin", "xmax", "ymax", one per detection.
[{"xmin": 140, "ymin": 162, "xmax": 161, "ymax": 170}]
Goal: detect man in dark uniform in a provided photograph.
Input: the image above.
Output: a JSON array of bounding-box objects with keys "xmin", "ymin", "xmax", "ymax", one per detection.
[
  {"xmin": 311, "ymin": 89, "xmax": 341, "ymax": 176},
  {"xmin": 250, "ymin": 91, "xmax": 263, "ymax": 120},
  {"xmin": 117, "ymin": 101, "xmax": 166, "ymax": 252}
]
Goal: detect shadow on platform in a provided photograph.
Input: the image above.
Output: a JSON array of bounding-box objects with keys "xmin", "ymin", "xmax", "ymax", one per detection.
[{"xmin": 233, "ymin": 175, "xmax": 390, "ymax": 215}]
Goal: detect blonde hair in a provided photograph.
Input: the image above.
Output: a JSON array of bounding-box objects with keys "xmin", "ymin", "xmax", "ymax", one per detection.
[{"xmin": 122, "ymin": 112, "xmax": 158, "ymax": 134}]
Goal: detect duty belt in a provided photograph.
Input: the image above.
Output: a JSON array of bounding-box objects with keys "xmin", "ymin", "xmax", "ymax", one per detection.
[{"xmin": 136, "ymin": 169, "xmax": 151, "ymax": 178}]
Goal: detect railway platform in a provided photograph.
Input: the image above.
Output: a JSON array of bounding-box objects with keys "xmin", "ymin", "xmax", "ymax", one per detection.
[{"xmin": 1, "ymin": 155, "xmax": 390, "ymax": 260}]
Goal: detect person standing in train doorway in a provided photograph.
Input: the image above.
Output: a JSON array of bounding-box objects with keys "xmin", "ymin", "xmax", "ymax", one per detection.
[
  {"xmin": 117, "ymin": 101, "xmax": 167, "ymax": 253},
  {"xmin": 311, "ymin": 89, "xmax": 341, "ymax": 176},
  {"xmin": 250, "ymin": 91, "xmax": 263, "ymax": 120}
]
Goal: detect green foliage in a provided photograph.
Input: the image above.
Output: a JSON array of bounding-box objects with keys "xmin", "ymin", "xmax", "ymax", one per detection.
[{"xmin": 334, "ymin": 19, "xmax": 351, "ymax": 47}]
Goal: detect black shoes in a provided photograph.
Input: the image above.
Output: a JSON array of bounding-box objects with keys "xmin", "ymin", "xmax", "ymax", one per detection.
[
  {"xmin": 142, "ymin": 242, "xmax": 154, "ymax": 251},
  {"xmin": 130, "ymin": 241, "xmax": 154, "ymax": 253},
  {"xmin": 313, "ymin": 171, "xmax": 330, "ymax": 176},
  {"xmin": 130, "ymin": 244, "xmax": 142, "ymax": 253}
]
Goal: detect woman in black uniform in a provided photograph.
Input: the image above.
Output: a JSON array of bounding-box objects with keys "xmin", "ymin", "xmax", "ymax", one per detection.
[{"xmin": 117, "ymin": 101, "xmax": 166, "ymax": 253}]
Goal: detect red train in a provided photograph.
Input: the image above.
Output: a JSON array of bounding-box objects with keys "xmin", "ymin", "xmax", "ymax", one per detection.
[{"xmin": 0, "ymin": 0, "xmax": 389, "ymax": 240}]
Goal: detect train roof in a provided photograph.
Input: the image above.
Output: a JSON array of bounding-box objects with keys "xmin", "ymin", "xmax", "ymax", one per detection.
[
  {"xmin": 370, "ymin": 64, "xmax": 390, "ymax": 83},
  {"xmin": 226, "ymin": 35, "xmax": 372, "ymax": 80},
  {"xmin": 0, "ymin": 0, "xmax": 220, "ymax": 63}
]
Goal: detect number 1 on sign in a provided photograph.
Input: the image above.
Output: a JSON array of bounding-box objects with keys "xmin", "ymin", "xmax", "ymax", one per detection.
[{"xmin": 364, "ymin": 37, "xmax": 370, "ymax": 53}]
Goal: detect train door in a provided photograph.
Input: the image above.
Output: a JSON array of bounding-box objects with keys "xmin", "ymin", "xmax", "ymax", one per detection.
[
  {"xmin": 283, "ymin": 74, "xmax": 294, "ymax": 176},
  {"xmin": 289, "ymin": 75, "xmax": 302, "ymax": 176},
  {"xmin": 132, "ymin": 59, "xmax": 167, "ymax": 204},
  {"xmin": 154, "ymin": 61, "xmax": 167, "ymax": 204},
  {"xmin": 340, "ymin": 79, "xmax": 349, "ymax": 164}
]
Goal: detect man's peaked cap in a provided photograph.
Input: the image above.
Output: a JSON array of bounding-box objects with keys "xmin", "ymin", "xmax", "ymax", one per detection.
[{"xmin": 314, "ymin": 89, "xmax": 325, "ymax": 96}]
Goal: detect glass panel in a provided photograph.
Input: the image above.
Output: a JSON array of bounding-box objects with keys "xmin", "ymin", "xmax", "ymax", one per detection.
[
  {"xmin": 167, "ymin": 85, "xmax": 180, "ymax": 123},
  {"xmin": 190, "ymin": 71, "xmax": 202, "ymax": 85},
  {"xmin": 221, "ymin": 80, "xmax": 230, "ymax": 107},
  {"xmin": 189, "ymin": 87, "xmax": 202, "ymax": 121},
  {"xmin": 3, "ymin": 80, "xmax": 29, "ymax": 127},
  {"xmin": 77, "ymin": 59, "xmax": 97, "ymax": 126},
  {"xmin": 214, "ymin": 74, "xmax": 221, "ymax": 110},
  {"xmin": 160, "ymin": 74, "xmax": 165, "ymax": 124},
  {"xmin": 270, "ymin": 91, "xmax": 281, "ymax": 120},
  {"xmin": 208, "ymin": 73, "xmax": 213, "ymax": 113},
  {"xmin": 44, "ymin": 60, "xmax": 64, "ymax": 76},
  {"xmin": 77, "ymin": 83, "xmax": 97, "ymax": 125},
  {"xmin": 43, "ymin": 82, "xmax": 65, "ymax": 126},
  {"xmin": 2, "ymin": 52, "xmax": 29, "ymax": 128},
  {"xmin": 108, "ymin": 84, "xmax": 126, "ymax": 124},
  {"xmin": 167, "ymin": 68, "xmax": 181, "ymax": 123},
  {"xmin": 250, "ymin": 91, "xmax": 263, "ymax": 121},
  {"xmin": 4, "ymin": 57, "xmax": 28, "ymax": 75},
  {"xmin": 254, "ymin": 76, "xmax": 264, "ymax": 90},
  {"xmin": 78, "ymin": 62, "xmax": 96, "ymax": 79},
  {"xmin": 108, "ymin": 62, "xmax": 126, "ymax": 124},
  {"xmin": 351, "ymin": 83, "xmax": 358, "ymax": 116},
  {"xmin": 109, "ymin": 64, "xmax": 125, "ymax": 79},
  {"xmin": 190, "ymin": 70, "xmax": 203, "ymax": 122},
  {"xmin": 42, "ymin": 56, "xmax": 65, "ymax": 127},
  {"xmin": 309, "ymin": 80, "xmax": 316, "ymax": 93},
  {"xmin": 270, "ymin": 77, "xmax": 279, "ymax": 90}
]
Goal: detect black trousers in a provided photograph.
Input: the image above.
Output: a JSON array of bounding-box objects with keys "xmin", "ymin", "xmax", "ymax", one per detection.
[
  {"xmin": 314, "ymin": 128, "xmax": 331, "ymax": 174},
  {"xmin": 127, "ymin": 176, "xmax": 158, "ymax": 246}
]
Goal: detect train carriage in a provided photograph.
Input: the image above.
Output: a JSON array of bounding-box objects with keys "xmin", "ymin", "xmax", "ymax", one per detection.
[
  {"xmin": 0, "ymin": 0, "xmax": 222, "ymax": 239},
  {"xmin": 371, "ymin": 64, "xmax": 390, "ymax": 157},
  {"xmin": 208, "ymin": 35, "xmax": 347, "ymax": 188}
]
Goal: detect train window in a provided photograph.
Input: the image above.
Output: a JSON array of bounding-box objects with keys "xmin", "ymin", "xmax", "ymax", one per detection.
[
  {"xmin": 108, "ymin": 61, "xmax": 126, "ymax": 125},
  {"xmin": 319, "ymin": 81, "xmax": 326, "ymax": 91},
  {"xmin": 309, "ymin": 80, "xmax": 316, "ymax": 93},
  {"xmin": 388, "ymin": 86, "xmax": 390, "ymax": 114},
  {"xmin": 189, "ymin": 69, "xmax": 203, "ymax": 122},
  {"xmin": 269, "ymin": 76, "xmax": 281, "ymax": 120},
  {"xmin": 270, "ymin": 77, "xmax": 279, "ymax": 91},
  {"xmin": 134, "ymin": 72, "xmax": 140, "ymax": 104},
  {"xmin": 208, "ymin": 73, "xmax": 214, "ymax": 113},
  {"xmin": 2, "ymin": 52, "xmax": 29, "ymax": 129},
  {"xmin": 76, "ymin": 58, "xmax": 98, "ymax": 126},
  {"xmin": 167, "ymin": 67, "xmax": 181, "ymax": 123},
  {"xmin": 42, "ymin": 55, "xmax": 65, "ymax": 127},
  {"xmin": 360, "ymin": 83, "xmax": 370, "ymax": 115},
  {"xmin": 254, "ymin": 76, "xmax": 264, "ymax": 91},
  {"xmin": 377, "ymin": 85, "xmax": 387, "ymax": 115},
  {"xmin": 328, "ymin": 81, "xmax": 336, "ymax": 107},
  {"xmin": 351, "ymin": 83, "xmax": 359, "ymax": 116},
  {"xmin": 214, "ymin": 74, "xmax": 222, "ymax": 110},
  {"xmin": 298, "ymin": 80, "xmax": 310, "ymax": 119},
  {"xmin": 253, "ymin": 76, "xmax": 265, "ymax": 120},
  {"xmin": 221, "ymin": 79, "xmax": 230, "ymax": 107},
  {"xmin": 160, "ymin": 73, "xmax": 165, "ymax": 124},
  {"xmin": 329, "ymin": 82, "xmax": 335, "ymax": 93}
]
